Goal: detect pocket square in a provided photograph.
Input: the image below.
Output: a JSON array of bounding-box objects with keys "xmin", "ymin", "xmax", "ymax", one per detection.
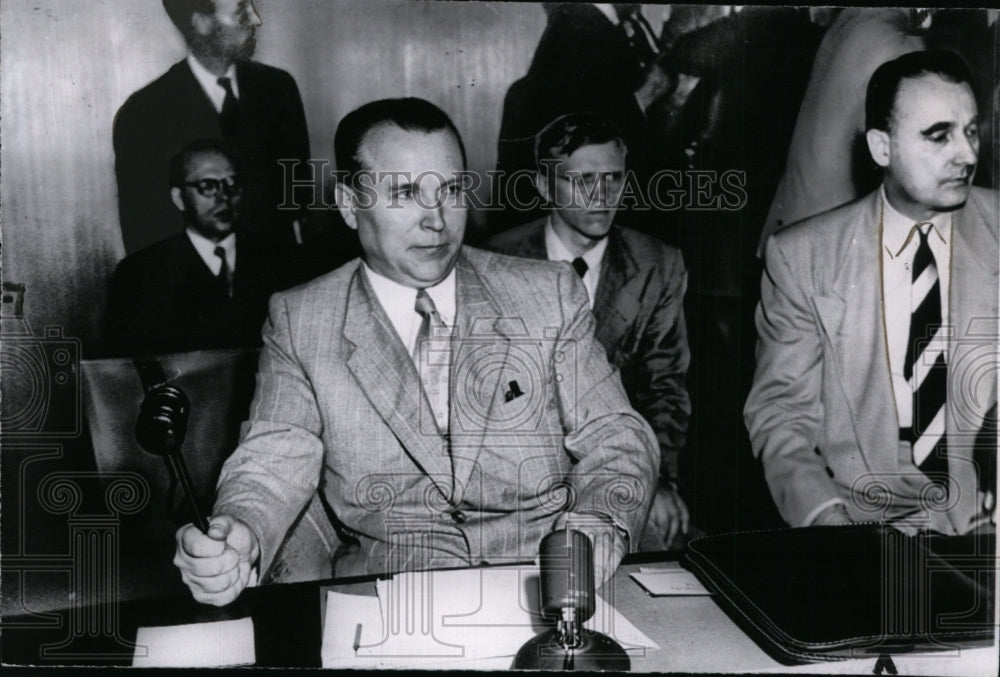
[{"xmin": 504, "ymin": 380, "xmax": 524, "ymax": 402}]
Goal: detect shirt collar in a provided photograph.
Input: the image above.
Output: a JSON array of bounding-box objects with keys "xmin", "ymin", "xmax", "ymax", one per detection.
[
  {"xmin": 544, "ymin": 216, "xmax": 610, "ymax": 273},
  {"xmin": 187, "ymin": 54, "xmax": 238, "ymax": 109},
  {"xmin": 591, "ymin": 4, "xmax": 620, "ymax": 25},
  {"xmin": 362, "ymin": 262, "xmax": 457, "ymax": 326},
  {"xmin": 186, "ymin": 228, "xmax": 236, "ymax": 270},
  {"xmin": 880, "ymin": 185, "xmax": 951, "ymax": 259}
]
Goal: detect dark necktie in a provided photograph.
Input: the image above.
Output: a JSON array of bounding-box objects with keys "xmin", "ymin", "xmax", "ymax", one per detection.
[
  {"xmin": 902, "ymin": 223, "xmax": 948, "ymax": 486},
  {"xmin": 217, "ymin": 76, "xmax": 240, "ymax": 141},
  {"xmin": 214, "ymin": 245, "xmax": 232, "ymax": 298},
  {"xmin": 414, "ymin": 289, "xmax": 450, "ymax": 433},
  {"xmin": 620, "ymin": 11, "xmax": 659, "ymax": 70},
  {"xmin": 571, "ymin": 257, "xmax": 589, "ymax": 279}
]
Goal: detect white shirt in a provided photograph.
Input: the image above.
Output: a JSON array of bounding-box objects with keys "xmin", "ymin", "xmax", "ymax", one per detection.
[
  {"xmin": 544, "ymin": 217, "xmax": 609, "ymax": 309},
  {"xmin": 187, "ymin": 54, "xmax": 239, "ymax": 113},
  {"xmin": 362, "ymin": 263, "xmax": 457, "ymax": 357},
  {"xmin": 186, "ymin": 228, "xmax": 236, "ymax": 276},
  {"xmin": 805, "ymin": 188, "xmax": 953, "ymax": 526},
  {"xmin": 880, "ymin": 186, "xmax": 952, "ymax": 429}
]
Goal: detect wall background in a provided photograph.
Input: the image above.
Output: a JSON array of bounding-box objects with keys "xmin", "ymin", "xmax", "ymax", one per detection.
[{"xmin": 2, "ymin": 0, "xmax": 623, "ymax": 351}]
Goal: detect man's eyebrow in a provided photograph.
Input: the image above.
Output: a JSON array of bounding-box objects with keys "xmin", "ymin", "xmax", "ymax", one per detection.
[
  {"xmin": 388, "ymin": 178, "xmax": 417, "ymax": 192},
  {"xmin": 920, "ymin": 121, "xmax": 953, "ymax": 136}
]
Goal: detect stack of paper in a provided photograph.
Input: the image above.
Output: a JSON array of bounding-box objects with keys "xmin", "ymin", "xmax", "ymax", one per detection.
[{"xmin": 321, "ymin": 564, "xmax": 658, "ymax": 669}]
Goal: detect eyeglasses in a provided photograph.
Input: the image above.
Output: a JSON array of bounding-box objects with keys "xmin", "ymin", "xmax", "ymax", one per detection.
[{"xmin": 183, "ymin": 176, "xmax": 243, "ymax": 198}]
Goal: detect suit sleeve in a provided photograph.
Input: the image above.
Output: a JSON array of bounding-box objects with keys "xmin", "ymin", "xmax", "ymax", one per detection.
[
  {"xmin": 744, "ymin": 236, "xmax": 842, "ymax": 526},
  {"xmin": 275, "ymin": 70, "xmax": 311, "ymax": 219},
  {"xmin": 213, "ymin": 293, "xmax": 325, "ymax": 575},
  {"xmin": 555, "ymin": 267, "xmax": 659, "ymax": 548},
  {"xmin": 631, "ymin": 251, "xmax": 691, "ymax": 485}
]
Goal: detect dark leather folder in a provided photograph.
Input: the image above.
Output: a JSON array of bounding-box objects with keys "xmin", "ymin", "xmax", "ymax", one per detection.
[{"xmin": 683, "ymin": 524, "xmax": 996, "ymax": 663}]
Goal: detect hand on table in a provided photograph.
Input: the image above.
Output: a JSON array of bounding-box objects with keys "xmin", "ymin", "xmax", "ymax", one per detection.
[
  {"xmin": 811, "ymin": 503, "xmax": 853, "ymax": 526},
  {"xmin": 560, "ymin": 512, "xmax": 628, "ymax": 586},
  {"xmin": 174, "ymin": 515, "xmax": 260, "ymax": 606},
  {"xmin": 646, "ymin": 484, "xmax": 691, "ymax": 550}
]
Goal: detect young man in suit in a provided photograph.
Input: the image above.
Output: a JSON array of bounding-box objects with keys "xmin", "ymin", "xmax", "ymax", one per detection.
[
  {"xmin": 113, "ymin": 0, "xmax": 310, "ymax": 255},
  {"xmin": 173, "ymin": 98, "xmax": 659, "ymax": 606},
  {"xmin": 489, "ymin": 112, "xmax": 691, "ymax": 551},
  {"xmin": 746, "ymin": 51, "xmax": 997, "ymax": 533},
  {"xmin": 106, "ymin": 139, "xmax": 279, "ymax": 356},
  {"xmin": 494, "ymin": 3, "xmax": 671, "ymax": 231}
]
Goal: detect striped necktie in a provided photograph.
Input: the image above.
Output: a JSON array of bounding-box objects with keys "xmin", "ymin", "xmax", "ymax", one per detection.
[
  {"xmin": 903, "ymin": 223, "xmax": 948, "ymax": 486},
  {"xmin": 413, "ymin": 289, "xmax": 450, "ymax": 433}
]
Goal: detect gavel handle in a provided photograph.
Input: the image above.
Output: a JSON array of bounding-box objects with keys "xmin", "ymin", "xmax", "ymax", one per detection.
[{"xmin": 166, "ymin": 452, "xmax": 210, "ymax": 534}]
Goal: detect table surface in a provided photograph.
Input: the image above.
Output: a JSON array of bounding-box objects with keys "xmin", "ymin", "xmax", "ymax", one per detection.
[{"xmin": 2, "ymin": 551, "xmax": 993, "ymax": 672}]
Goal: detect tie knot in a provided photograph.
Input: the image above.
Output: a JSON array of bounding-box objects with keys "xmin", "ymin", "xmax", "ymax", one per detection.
[
  {"xmin": 218, "ymin": 77, "xmax": 235, "ymax": 96},
  {"xmin": 914, "ymin": 222, "xmax": 934, "ymax": 243},
  {"xmin": 415, "ymin": 289, "xmax": 438, "ymax": 319},
  {"xmin": 571, "ymin": 257, "xmax": 588, "ymax": 278},
  {"xmin": 214, "ymin": 245, "xmax": 226, "ymax": 259}
]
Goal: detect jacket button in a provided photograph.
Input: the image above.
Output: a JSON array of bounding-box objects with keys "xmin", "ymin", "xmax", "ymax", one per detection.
[{"xmin": 450, "ymin": 509, "xmax": 467, "ymax": 524}]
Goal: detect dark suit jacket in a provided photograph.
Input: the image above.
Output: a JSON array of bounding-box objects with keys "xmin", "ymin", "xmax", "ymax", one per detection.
[
  {"xmin": 493, "ymin": 4, "xmax": 650, "ymax": 230},
  {"xmin": 746, "ymin": 188, "xmax": 998, "ymax": 532},
  {"xmin": 487, "ymin": 219, "xmax": 690, "ymax": 485},
  {"xmin": 113, "ymin": 59, "xmax": 310, "ymax": 254},
  {"xmin": 105, "ymin": 231, "xmax": 281, "ymax": 356},
  {"xmin": 213, "ymin": 247, "xmax": 658, "ymax": 577}
]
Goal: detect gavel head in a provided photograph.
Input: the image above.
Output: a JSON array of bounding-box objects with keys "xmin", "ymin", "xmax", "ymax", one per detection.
[{"xmin": 135, "ymin": 383, "xmax": 190, "ymax": 456}]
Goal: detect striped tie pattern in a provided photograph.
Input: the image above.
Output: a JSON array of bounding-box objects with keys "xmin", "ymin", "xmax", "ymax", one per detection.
[
  {"xmin": 903, "ymin": 223, "xmax": 948, "ymax": 485},
  {"xmin": 413, "ymin": 289, "xmax": 450, "ymax": 433}
]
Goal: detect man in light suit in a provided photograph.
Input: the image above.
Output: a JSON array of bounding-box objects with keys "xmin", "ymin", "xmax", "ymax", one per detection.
[
  {"xmin": 746, "ymin": 51, "xmax": 997, "ymax": 533},
  {"xmin": 173, "ymin": 98, "xmax": 659, "ymax": 606},
  {"xmin": 114, "ymin": 0, "xmax": 310, "ymax": 255},
  {"xmin": 489, "ymin": 113, "xmax": 691, "ymax": 550}
]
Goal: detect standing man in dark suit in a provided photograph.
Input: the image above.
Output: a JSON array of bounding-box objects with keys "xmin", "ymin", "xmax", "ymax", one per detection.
[
  {"xmin": 494, "ymin": 3, "xmax": 671, "ymax": 231},
  {"xmin": 106, "ymin": 139, "xmax": 280, "ymax": 356},
  {"xmin": 489, "ymin": 113, "xmax": 691, "ymax": 550},
  {"xmin": 113, "ymin": 0, "xmax": 311, "ymax": 256}
]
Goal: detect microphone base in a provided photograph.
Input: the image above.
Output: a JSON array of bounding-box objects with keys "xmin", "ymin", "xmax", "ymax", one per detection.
[{"xmin": 511, "ymin": 628, "xmax": 630, "ymax": 671}]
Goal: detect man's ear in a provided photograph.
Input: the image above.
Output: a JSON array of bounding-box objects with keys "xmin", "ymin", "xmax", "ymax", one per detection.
[
  {"xmin": 534, "ymin": 172, "xmax": 551, "ymax": 204},
  {"xmin": 866, "ymin": 128, "xmax": 891, "ymax": 169},
  {"xmin": 170, "ymin": 187, "xmax": 185, "ymax": 213},
  {"xmin": 335, "ymin": 182, "xmax": 359, "ymax": 230}
]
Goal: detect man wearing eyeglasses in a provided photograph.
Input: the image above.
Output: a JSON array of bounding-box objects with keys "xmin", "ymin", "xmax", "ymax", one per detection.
[
  {"xmin": 489, "ymin": 112, "xmax": 692, "ymax": 551},
  {"xmin": 113, "ymin": 0, "xmax": 311, "ymax": 257},
  {"xmin": 105, "ymin": 138, "xmax": 280, "ymax": 356}
]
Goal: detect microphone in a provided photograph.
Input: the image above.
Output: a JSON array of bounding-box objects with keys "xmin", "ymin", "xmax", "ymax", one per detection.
[
  {"xmin": 511, "ymin": 529, "xmax": 630, "ymax": 670},
  {"xmin": 135, "ymin": 382, "xmax": 210, "ymax": 534}
]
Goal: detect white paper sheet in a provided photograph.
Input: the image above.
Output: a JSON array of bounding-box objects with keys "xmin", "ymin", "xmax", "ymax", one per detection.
[
  {"xmin": 631, "ymin": 566, "xmax": 711, "ymax": 596},
  {"xmin": 321, "ymin": 564, "xmax": 658, "ymax": 669},
  {"xmin": 132, "ymin": 617, "xmax": 255, "ymax": 667}
]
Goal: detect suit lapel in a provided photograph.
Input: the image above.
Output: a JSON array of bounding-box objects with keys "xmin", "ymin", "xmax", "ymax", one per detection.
[
  {"xmin": 449, "ymin": 252, "xmax": 510, "ymax": 503},
  {"xmin": 174, "ymin": 60, "xmax": 223, "ymax": 127},
  {"xmin": 343, "ymin": 268, "xmax": 454, "ymax": 500},
  {"xmin": 823, "ymin": 192, "xmax": 900, "ymax": 476},
  {"xmin": 592, "ymin": 226, "xmax": 639, "ymax": 346},
  {"xmin": 945, "ymin": 191, "xmax": 999, "ymax": 529}
]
